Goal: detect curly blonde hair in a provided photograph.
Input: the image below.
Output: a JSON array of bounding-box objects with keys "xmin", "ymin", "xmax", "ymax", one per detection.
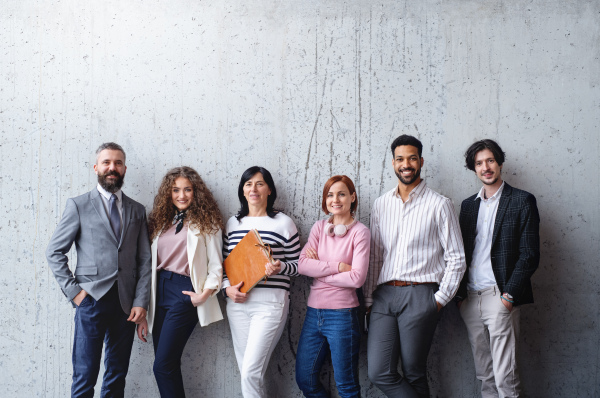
[{"xmin": 148, "ymin": 166, "xmax": 224, "ymax": 240}]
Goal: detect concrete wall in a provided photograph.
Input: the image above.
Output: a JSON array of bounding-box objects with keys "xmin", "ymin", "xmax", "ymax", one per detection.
[{"xmin": 1, "ymin": 0, "xmax": 599, "ymax": 396}]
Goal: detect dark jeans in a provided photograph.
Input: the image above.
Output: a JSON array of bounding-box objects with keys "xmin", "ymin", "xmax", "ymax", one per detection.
[
  {"xmin": 72, "ymin": 283, "xmax": 135, "ymax": 398},
  {"xmin": 152, "ymin": 271, "xmax": 199, "ymax": 398},
  {"xmin": 367, "ymin": 284, "xmax": 440, "ymax": 398},
  {"xmin": 296, "ymin": 306, "xmax": 361, "ymax": 398}
]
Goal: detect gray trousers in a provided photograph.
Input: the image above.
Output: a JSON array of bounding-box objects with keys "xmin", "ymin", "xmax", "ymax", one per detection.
[
  {"xmin": 460, "ymin": 285, "xmax": 521, "ymax": 398},
  {"xmin": 367, "ymin": 284, "xmax": 440, "ymax": 398}
]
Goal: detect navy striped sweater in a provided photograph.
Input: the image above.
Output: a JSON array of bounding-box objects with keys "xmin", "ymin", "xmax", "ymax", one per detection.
[{"xmin": 222, "ymin": 213, "xmax": 300, "ymax": 302}]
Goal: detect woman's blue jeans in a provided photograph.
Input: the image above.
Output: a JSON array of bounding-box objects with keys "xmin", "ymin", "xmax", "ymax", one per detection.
[{"xmin": 295, "ymin": 306, "xmax": 361, "ymax": 398}]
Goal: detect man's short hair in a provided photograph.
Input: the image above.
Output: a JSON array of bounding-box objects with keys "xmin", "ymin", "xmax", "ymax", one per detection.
[
  {"xmin": 390, "ymin": 135, "xmax": 423, "ymax": 158},
  {"xmin": 95, "ymin": 142, "xmax": 126, "ymax": 163},
  {"xmin": 464, "ymin": 139, "xmax": 506, "ymax": 171}
]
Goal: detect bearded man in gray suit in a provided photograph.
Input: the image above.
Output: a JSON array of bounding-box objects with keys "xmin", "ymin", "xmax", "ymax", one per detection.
[{"xmin": 46, "ymin": 142, "xmax": 152, "ymax": 398}]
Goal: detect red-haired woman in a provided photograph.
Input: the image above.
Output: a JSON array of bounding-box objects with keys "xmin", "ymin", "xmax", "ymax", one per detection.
[{"xmin": 296, "ymin": 175, "xmax": 370, "ymax": 398}]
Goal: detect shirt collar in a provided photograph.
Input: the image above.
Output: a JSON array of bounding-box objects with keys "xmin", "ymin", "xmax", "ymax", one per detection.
[
  {"xmin": 97, "ymin": 183, "xmax": 122, "ymax": 202},
  {"xmin": 475, "ymin": 181, "xmax": 505, "ymax": 202},
  {"xmin": 394, "ymin": 179, "xmax": 427, "ymax": 200}
]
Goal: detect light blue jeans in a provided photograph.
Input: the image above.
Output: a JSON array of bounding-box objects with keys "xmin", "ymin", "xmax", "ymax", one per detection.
[{"xmin": 295, "ymin": 306, "xmax": 361, "ymax": 398}]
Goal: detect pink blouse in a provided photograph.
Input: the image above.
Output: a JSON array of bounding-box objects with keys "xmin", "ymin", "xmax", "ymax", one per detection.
[{"xmin": 157, "ymin": 223, "xmax": 189, "ymax": 276}]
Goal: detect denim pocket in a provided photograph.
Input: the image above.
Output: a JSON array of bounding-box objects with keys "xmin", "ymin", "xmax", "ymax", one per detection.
[{"xmin": 78, "ymin": 294, "xmax": 92, "ymax": 307}]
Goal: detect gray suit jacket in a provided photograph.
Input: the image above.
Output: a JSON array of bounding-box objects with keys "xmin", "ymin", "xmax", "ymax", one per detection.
[{"xmin": 46, "ymin": 189, "xmax": 152, "ymax": 314}]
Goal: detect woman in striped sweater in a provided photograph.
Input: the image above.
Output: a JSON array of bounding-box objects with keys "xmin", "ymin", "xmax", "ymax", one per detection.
[{"xmin": 223, "ymin": 166, "xmax": 300, "ymax": 398}]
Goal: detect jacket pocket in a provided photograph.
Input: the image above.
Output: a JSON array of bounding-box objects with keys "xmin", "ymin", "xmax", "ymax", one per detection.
[{"xmin": 75, "ymin": 266, "xmax": 98, "ymax": 276}]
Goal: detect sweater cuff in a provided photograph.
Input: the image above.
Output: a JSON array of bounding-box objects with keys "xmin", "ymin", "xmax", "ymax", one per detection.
[{"xmin": 329, "ymin": 261, "xmax": 340, "ymax": 275}]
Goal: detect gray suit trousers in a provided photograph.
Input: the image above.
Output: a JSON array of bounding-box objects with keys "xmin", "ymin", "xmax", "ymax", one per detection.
[{"xmin": 367, "ymin": 284, "xmax": 440, "ymax": 398}]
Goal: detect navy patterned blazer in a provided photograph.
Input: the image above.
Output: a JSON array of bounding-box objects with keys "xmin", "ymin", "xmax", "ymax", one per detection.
[{"xmin": 457, "ymin": 182, "xmax": 540, "ymax": 306}]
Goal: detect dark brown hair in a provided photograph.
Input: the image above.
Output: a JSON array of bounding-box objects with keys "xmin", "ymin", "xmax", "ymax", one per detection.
[
  {"xmin": 148, "ymin": 166, "xmax": 224, "ymax": 240},
  {"xmin": 464, "ymin": 139, "xmax": 506, "ymax": 171}
]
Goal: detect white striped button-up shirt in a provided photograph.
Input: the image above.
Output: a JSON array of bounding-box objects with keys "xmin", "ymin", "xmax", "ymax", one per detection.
[{"xmin": 363, "ymin": 181, "xmax": 466, "ymax": 307}]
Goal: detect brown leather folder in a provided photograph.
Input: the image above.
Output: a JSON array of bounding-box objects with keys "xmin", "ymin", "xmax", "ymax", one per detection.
[{"xmin": 223, "ymin": 229, "xmax": 274, "ymax": 293}]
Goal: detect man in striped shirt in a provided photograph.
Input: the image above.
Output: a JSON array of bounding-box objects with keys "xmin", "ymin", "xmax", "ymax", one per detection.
[{"xmin": 365, "ymin": 134, "xmax": 466, "ymax": 398}]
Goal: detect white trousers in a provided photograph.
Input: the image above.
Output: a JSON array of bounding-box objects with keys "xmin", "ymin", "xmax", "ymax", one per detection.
[
  {"xmin": 460, "ymin": 285, "xmax": 521, "ymax": 398},
  {"xmin": 226, "ymin": 298, "xmax": 289, "ymax": 398}
]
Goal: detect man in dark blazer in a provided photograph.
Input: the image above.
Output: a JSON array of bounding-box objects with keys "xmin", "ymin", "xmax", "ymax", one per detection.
[
  {"xmin": 46, "ymin": 142, "xmax": 152, "ymax": 398},
  {"xmin": 456, "ymin": 139, "xmax": 540, "ymax": 398}
]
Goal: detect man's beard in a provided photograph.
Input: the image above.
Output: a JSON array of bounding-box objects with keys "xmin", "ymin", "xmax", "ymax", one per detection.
[
  {"xmin": 395, "ymin": 167, "xmax": 421, "ymax": 185},
  {"xmin": 480, "ymin": 176, "xmax": 500, "ymax": 185},
  {"xmin": 481, "ymin": 176, "xmax": 499, "ymax": 186},
  {"xmin": 98, "ymin": 170, "xmax": 124, "ymax": 193}
]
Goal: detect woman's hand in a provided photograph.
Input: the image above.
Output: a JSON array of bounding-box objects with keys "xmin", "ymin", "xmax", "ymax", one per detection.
[
  {"xmin": 265, "ymin": 260, "xmax": 282, "ymax": 277},
  {"xmin": 226, "ymin": 281, "xmax": 247, "ymax": 303},
  {"xmin": 305, "ymin": 247, "xmax": 319, "ymax": 260},
  {"xmin": 338, "ymin": 262, "xmax": 352, "ymax": 272},
  {"xmin": 182, "ymin": 288, "xmax": 215, "ymax": 307},
  {"xmin": 136, "ymin": 319, "xmax": 148, "ymax": 343}
]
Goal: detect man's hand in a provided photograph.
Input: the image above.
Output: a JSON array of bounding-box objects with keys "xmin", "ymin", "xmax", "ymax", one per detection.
[
  {"xmin": 305, "ymin": 247, "xmax": 319, "ymax": 260},
  {"xmin": 436, "ymin": 301, "xmax": 443, "ymax": 312},
  {"xmin": 182, "ymin": 289, "xmax": 214, "ymax": 307},
  {"xmin": 226, "ymin": 281, "xmax": 247, "ymax": 303},
  {"xmin": 501, "ymin": 294, "xmax": 513, "ymax": 312},
  {"xmin": 265, "ymin": 260, "xmax": 281, "ymax": 277},
  {"xmin": 73, "ymin": 290, "xmax": 88, "ymax": 306},
  {"xmin": 338, "ymin": 262, "xmax": 352, "ymax": 273},
  {"xmin": 136, "ymin": 319, "xmax": 148, "ymax": 342},
  {"xmin": 127, "ymin": 307, "xmax": 147, "ymax": 324}
]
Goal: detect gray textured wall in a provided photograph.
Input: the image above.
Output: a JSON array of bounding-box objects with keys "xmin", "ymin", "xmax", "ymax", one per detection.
[{"xmin": 1, "ymin": 0, "xmax": 599, "ymax": 397}]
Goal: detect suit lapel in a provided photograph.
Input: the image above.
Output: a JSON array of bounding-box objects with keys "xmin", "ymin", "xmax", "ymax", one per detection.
[
  {"xmin": 492, "ymin": 183, "xmax": 512, "ymax": 247},
  {"xmin": 90, "ymin": 189, "xmax": 119, "ymax": 244},
  {"xmin": 467, "ymin": 198, "xmax": 480, "ymax": 252},
  {"xmin": 120, "ymin": 194, "xmax": 132, "ymax": 247}
]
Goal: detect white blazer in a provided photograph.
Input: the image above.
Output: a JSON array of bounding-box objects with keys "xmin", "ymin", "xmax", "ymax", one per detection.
[{"xmin": 148, "ymin": 225, "xmax": 224, "ymax": 331}]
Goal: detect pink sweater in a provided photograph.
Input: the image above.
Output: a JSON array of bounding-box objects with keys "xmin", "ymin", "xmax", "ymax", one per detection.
[{"xmin": 298, "ymin": 219, "xmax": 370, "ymax": 309}]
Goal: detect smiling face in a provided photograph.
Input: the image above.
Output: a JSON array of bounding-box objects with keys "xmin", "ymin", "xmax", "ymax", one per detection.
[
  {"xmin": 326, "ymin": 181, "xmax": 356, "ymax": 218},
  {"xmin": 171, "ymin": 177, "xmax": 194, "ymax": 211},
  {"xmin": 474, "ymin": 148, "xmax": 502, "ymax": 186},
  {"xmin": 392, "ymin": 145, "xmax": 423, "ymax": 186},
  {"xmin": 94, "ymin": 149, "xmax": 127, "ymax": 193},
  {"xmin": 243, "ymin": 172, "xmax": 271, "ymax": 211}
]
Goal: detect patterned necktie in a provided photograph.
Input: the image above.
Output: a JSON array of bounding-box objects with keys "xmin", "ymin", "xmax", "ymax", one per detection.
[
  {"xmin": 109, "ymin": 194, "xmax": 121, "ymax": 241},
  {"xmin": 172, "ymin": 209, "xmax": 187, "ymax": 234}
]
